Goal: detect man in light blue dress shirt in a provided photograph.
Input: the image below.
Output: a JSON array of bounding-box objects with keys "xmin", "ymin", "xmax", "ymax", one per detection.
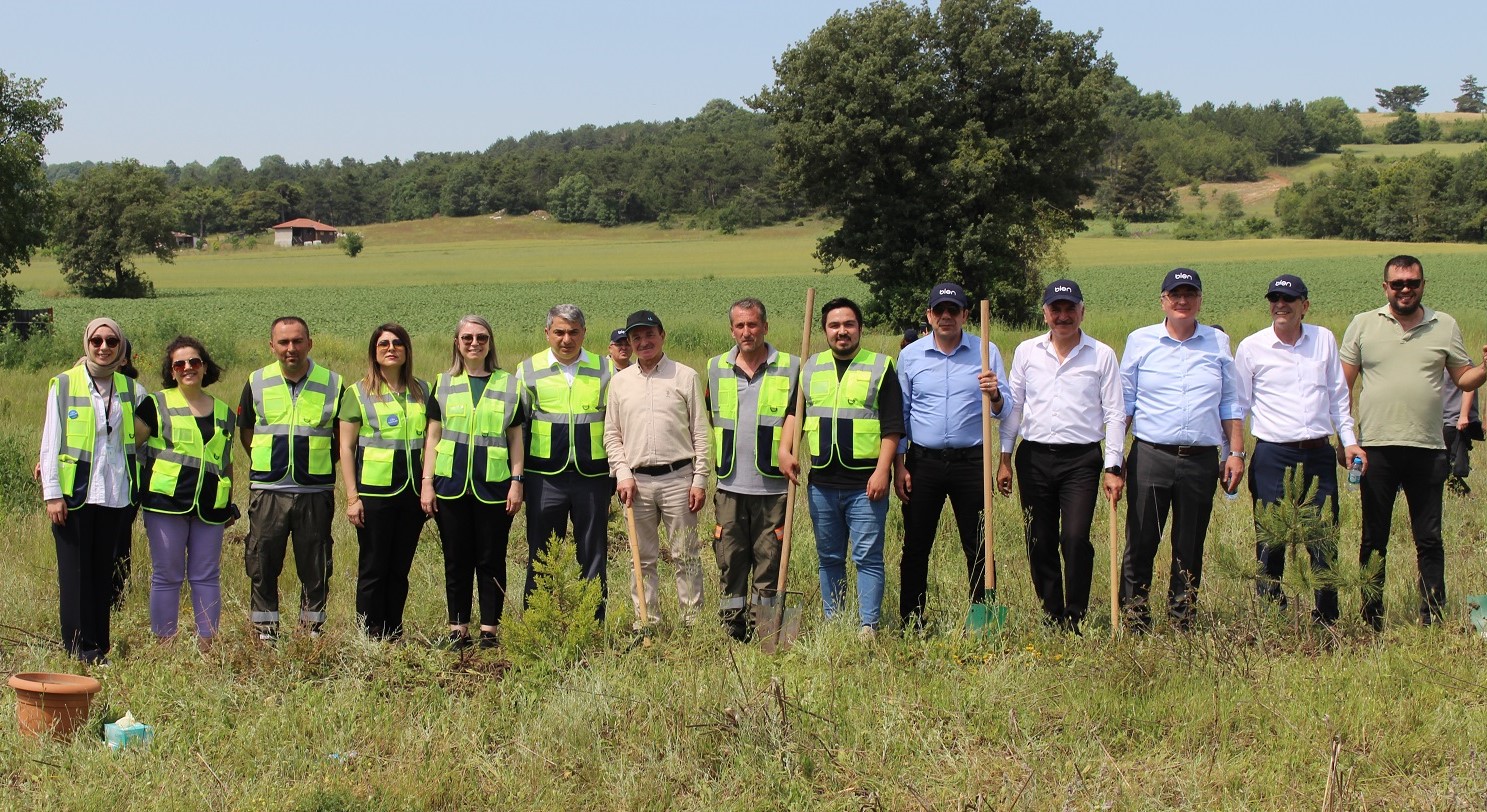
[{"xmin": 1119, "ymin": 268, "xmax": 1245, "ymax": 631}]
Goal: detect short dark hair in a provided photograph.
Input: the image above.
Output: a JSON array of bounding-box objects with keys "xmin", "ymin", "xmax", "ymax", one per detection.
[
  {"xmin": 271, "ymin": 315, "xmax": 310, "ymax": 336},
  {"xmin": 1385, "ymin": 255, "xmax": 1423, "ymax": 278},
  {"xmin": 160, "ymin": 335, "xmax": 224, "ymax": 389},
  {"xmin": 729, "ymin": 297, "xmax": 768, "ymax": 323},
  {"xmin": 820, "ymin": 297, "xmax": 863, "ymax": 328}
]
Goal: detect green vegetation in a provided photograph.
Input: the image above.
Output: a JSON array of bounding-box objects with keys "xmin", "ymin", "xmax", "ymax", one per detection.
[
  {"xmin": 50, "ymin": 159, "xmax": 175, "ymax": 297},
  {"xmin": 1276, "ymin": 147, "xmax": 1487, "ymax": 242},
  {"xmin": 0, "ymin": 69, "xmax": 64, "ymax": 312},
  {"xmin": 4, "ymin": 223, "xmax": 1487, "ymax": 807}
]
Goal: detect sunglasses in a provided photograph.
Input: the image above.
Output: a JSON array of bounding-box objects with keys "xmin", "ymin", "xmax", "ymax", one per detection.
[
  {"xmin": 1265, "ymin": 293, "xmax": 1300, "ymax": 303},
  {"xmin": 88, "ymin": 335, "xmax": 121, "ymax": 348},
  {"xmin": 458, "ymin": 334, "xmax": 490, "ymax": 345},
  {"xmin": 1388, "ymin": 278, "xmax": 1422, "ymax": 291},
  {"xmin": 931, "ymin": 304, "xmax": 964, "ymax": 316},
  {"xmin": 171, "ymin": 357, "xmax": 204, "ymax": 371},
  {"xmin": 376, "ymin": 338, "xmax": 406, "ymax": 349}
]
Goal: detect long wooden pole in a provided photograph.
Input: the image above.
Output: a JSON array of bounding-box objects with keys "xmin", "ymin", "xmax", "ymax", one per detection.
[
  {"xmin": 771, "ymin": 288, "xmax": 815, "ymax": 620},
  {"xmin": 980, "ymin": 300, "xmax": 996, "ymax": 596},
  {"xmin": 626, "ymin": 505, "xmax": 648, "ymax": 628},
  {"xmin": 1109, "ymin": 496, "xmax": 1120, "ymax": 637}
]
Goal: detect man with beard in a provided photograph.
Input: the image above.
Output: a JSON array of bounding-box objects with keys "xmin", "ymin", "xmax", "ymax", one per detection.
[{"xmin": 1340, "ymin": 255, "xmax": 1487, "ymax": 629}]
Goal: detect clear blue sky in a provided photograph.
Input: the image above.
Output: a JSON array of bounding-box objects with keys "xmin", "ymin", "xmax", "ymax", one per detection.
[{"xmin": 6, "ymin": 0, "xmax": 1484, "ymax": 166}]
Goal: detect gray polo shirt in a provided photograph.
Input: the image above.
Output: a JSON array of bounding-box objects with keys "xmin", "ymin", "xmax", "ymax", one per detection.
[
  {"xmin": 1340, "ymin": 305, "xmax": 1472, "ymax": 449},
  {"xmin": 719, "ymin": 346, "xmax": 788, "ymax": 497}
]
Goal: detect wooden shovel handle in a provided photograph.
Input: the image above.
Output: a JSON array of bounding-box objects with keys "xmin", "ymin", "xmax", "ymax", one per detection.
[
  {"xmin": 774, "ymin": 287, "xmax": 815, "ymax": 598},
  {"xmin": 625, "ymin": 504, "xmax": 648, "ymax": 626},
  {"xmin": 980, "ymin": 299, "xmax": 995, "ymax": 592}
]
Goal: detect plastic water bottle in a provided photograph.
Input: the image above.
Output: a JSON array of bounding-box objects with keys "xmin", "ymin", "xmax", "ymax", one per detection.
[{"xmin": 1347, "ymin": 456, "xmax": 1364, "ymax": 491}]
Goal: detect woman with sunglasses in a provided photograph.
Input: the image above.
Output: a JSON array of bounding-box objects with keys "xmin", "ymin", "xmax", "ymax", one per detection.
[
  {"xmin": 421, "ymin": 315, "xmax": 524, "ymax": 650},
  {"xmin": 40, "ymin": 318, "xmax": 148, "ymax": 664},
  {"xmin": 137, "ymin": 336, "xmax": 237, "ymax": 644},
  {"xmin": 337, "ymin": 323, "xmax": 428, "ymax": 641}
]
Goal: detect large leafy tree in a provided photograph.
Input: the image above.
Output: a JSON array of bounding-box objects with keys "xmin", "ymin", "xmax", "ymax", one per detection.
[
  {"xmin": 1455, "ymin": 75, "xmax": 1486, "ymax": 114},
  {"xmin": 0, "ymin": 69, "xmax": 65, "ymax": 312},
  {"xmin": 1375, "ymin": 85, "xmax": 1429, "ymax": 113},
  {"xmin": 53, "ymin": 159, "xmax": 175, "ymax": 298},
  {"xmin": 750, "ymin": 0, "xmax": 1114, "ymax": 324}
]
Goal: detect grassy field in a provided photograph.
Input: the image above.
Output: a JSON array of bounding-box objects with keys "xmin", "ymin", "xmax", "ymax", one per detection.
[{"xmin": 4, "ymin": 222, "xmax": 1487, "ymax": 809}]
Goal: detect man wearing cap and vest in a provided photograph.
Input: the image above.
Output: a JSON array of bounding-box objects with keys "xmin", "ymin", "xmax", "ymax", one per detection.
[
  {"xmin": 996, "ymin": 280, "xmax": 1125, "ymax": 633},
  {"xmin": 781, "ymin": 297, "xmax": 905, "ymax": 641},
  {"xmin": 608, "ymin": 328, "xmax": 632, "ymax": 371},
  {"xmin": 518, "ymin": 304, "xmax": 614, "ymax": 618},
  {"xmin": 605, "ymin": 309, "xmax": 711, "ymax": 625},
  {"xmin": 1234, "ymin": 274, "xmax": 1362, "ymax": 626},
  {"xmin": 895, "ymin": 281, "xmax": 1003, "ymax": 631},
  {"xmin": 238, "ymin": 316, "xmax": 343, "ymax": 640},
  {"xmin": 704, "ymin": 298, "xmax": 798, "ymax": 641},
  {"xmin": 1120, "ymin": 269, "xmax": 1244, "ymax": 632}
]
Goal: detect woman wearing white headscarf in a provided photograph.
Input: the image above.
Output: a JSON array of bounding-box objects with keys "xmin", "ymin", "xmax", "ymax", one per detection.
[{"xmin": 39, "ymin": 318, "xmax": 149, "ymax": 665}]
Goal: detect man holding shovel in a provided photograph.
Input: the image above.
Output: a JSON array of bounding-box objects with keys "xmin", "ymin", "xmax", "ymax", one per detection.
[{"xmin": 704, "ymin": 298, "xmax": 799, "ymax": 642}]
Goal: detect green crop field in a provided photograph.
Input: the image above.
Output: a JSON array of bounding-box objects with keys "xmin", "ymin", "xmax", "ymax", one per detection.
[{"xmin": 4, "ymin": 221, "xmax": 1487, "ymax": 809}]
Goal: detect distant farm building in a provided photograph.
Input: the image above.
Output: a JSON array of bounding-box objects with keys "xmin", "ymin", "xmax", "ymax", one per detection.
[{"xmin": 271, "ymin": 218, "xmax": 339, "ymax": 247}]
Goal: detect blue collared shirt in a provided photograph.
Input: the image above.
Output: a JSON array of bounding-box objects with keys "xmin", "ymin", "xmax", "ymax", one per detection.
[
  {"xmin": 1121, "ymin": 321, "xmax": 1241, "ymax": 446},
  {"xmin": 898, "ymin": 330, "xmax": 1006, "ymax": 451}
]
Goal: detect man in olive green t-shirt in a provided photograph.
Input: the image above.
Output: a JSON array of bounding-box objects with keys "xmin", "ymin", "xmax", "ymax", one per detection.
[{"xmin": 1340, "ymin": 255, "xmax": 1487, "ymax": 629}]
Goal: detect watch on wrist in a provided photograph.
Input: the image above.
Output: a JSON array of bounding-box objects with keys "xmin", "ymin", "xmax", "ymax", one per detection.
[
  {"xmin": 510, "ymin": 474, "xmax": 525, "ymax": 483},
  {"xmin": 1103, "ymin": 465, "xmax": 1122, "ymax": 476},
  {"xmin": 1228, "ymin": 451, "xmax": 1247, "ymax": 460}
]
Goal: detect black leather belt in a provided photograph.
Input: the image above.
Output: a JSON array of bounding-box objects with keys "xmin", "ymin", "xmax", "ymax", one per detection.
[
  {"xmin": 1140, "ymin": 440, "xmax": 1215, "ymax": 458},
  {"xmin": 633, "ymin": 459, "xmax": 690, "ymax": 476},
  {"xmin": 909, "ymin": 445, "xmax": 983, "ymax": 462},
  {"xmin": 1020, "ymin": 441, "xmax": 1101, "ymax": 454},
  {"xmin": 1261, "ymin": 438, "xmax": 1330, "ymax": 450}
]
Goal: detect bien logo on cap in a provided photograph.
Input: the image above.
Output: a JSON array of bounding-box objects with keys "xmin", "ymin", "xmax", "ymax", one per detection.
[
  {"xmin": 1173, "ymin": 272, "xmax": 1193, "ymax": 281},
  {"xmin": 1274, "ymin": 279, "xmax": 1292, "ymax": 287},
  {"xmin": 1055, "ymin": 285, "xmax": 1071, "ymax": 293},
  {"xmin": 939, "ymin": 288, "xmax": 956, "ymax": 295}
]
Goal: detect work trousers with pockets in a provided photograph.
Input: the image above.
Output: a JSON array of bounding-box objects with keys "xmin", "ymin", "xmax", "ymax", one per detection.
[
  {"xmin": 356, "ymin": 488, "xmax": 426, "ymax": 638},
  {"xmin": 525, "ymin": 470, "xmax": 610, "ymax": 620},
  {"xmin": 1121, "ymin": 441, "xmax": 1218, "ymax": 631},
  {"xmin": 1359, "ymin": 445, "xmax": 1448, "ymax": 627},
  {"xmin": 1247, "ymin": 440, "xmax": 1340, "ymax": 623},
  {"xmin": 1015, "ymin": 441, "xmax": 1101, "ymax": 629},
  {"xmin": 712, "ymin": 489, "xmax": 786, "ymax": 623},
  {"xmin": 245, "ymin": 489, "xmax": 334, "ymax": 634},
  {"xmin": 54, "ymin": 504, "xmax": 132, "ymax": 663},
  {"xmin": 900, "ymin": 446, "xmax": 987, "ymax": 626},
  {"xmin": 434, "ymin": 492, "xmax": 513, "ymax": 628},
  {"xmin": 627, "ymin": 468, "xmax": 704, "ymax": 626}
]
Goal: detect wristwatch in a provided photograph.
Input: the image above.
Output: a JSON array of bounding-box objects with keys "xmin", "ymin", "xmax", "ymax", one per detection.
[
  {"xmin": 1228, "ymin": 451, "xmax": 1247, "ymax": 460},
  {"xmin": 1103, "ymin": 465, "xmax": 1122, "ymax": 476},
  {"xmin": 510, "ymin": 474, "xmax": 525, "ymax": 483}
]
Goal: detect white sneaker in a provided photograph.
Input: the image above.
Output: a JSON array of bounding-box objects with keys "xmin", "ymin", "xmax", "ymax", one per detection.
[{"xmin": 857, "ymin": 625, "xmax": 877, "ymax": 642}]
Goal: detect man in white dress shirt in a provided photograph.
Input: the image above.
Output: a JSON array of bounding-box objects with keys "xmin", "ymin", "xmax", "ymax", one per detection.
[
  {"xmin": 1234, "ymin": 274, "xmax": 1363, "ymax": 624},
  {"xmin": 996, "ymin": 280, "xmax": 1125, "ymax": 632}
]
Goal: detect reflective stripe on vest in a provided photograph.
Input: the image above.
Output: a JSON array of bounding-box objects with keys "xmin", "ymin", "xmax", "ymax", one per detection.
[
  {"xmin": 433, "ymin": 371, "xmax": 519, "ymax": 503},
  {"xmin": 51, "ymin": 365, "xmax": 142, "ymax": 509},
  {"xmin": 801, "ymin": 349, "xmax": 887, "ymax": 470},
  {"xmin": 142, "ymin": 388, "xmax": 236, "ymax": 522},
  {"xmin": 707, "ymin": 350, "xmax": 798, "ymax": 478},
  {"xmin": 353, "ymin": 379, "xmax": 428, "ymax": 497},
  {"xmin": 248, "ymin": 362, "xmax": 341, "ymax": 487},
  {"xmin": 519, "ymin": 352, "xmax": 610, "ymax": 477}
]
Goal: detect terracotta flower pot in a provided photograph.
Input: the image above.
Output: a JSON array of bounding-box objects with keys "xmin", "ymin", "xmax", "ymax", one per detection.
[{"xmin": 8, "ymin": 672, "xmax": 102, "ymax": 740}]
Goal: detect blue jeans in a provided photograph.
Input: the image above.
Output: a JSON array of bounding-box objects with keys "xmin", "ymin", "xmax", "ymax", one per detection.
[{"xmin": 807, "ymin": 484, "xmax": 886, "ymax": 627}]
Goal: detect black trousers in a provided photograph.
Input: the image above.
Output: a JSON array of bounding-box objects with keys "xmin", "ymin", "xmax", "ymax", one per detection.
[
  {"xmin": 1121, "ymin": 441, "xmax": 1218, "ymax": 630},
  {"xmin": 900, "ymin": 446, "xmax": 987, "ymax": 624},
  {"xmin": 1359, "ymin": 445, "xmax": 1448, "ymax": 627},
  {"xmin": 525, "ymin": 470, "xmax": 611, "ymax": 620},
  {"xmin": 355, "ymin": 488, "xmax": 426, "ymax": 639},
  {"xmin": 1248, "ymin": 440, "xmax": 1340, "ymax": 622},
  {"xmin": 111, "ymin": 504, "xmax": 138, "ymax": 609},
  {"xmin": 434, "ymin": 493, "xmax": 514, "ymax": 627},
  {"xmin": 1015, "ymin": 441, "xmax": 1101, "ymax": 627},
  {"xmin": 54, "ymin": 504, "xmax": 132, "ymax": 662}
]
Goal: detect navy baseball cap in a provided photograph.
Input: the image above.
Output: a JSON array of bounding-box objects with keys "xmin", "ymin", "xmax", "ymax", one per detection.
[
  {"xmin": 927, "ymin": 282, "xmax": 970, "ymax": 309},
  {"xmin": 1043, "ymin": 279, "xmax": 1083, "ymax": 305},
  {"xmin": 1266, "ymin": 274, "xmax": 1308, "ymax": 298},
  {"xmin": 624, "ymin": 310, "xmax": 663, "ymax": 333},
  {"xmin": 1161, "ymin": 268, "xmax": 1202, "ymax": 293},
  {"xmin": 609, "ymin": 328, "xmax": 627, "ymax": 343}
]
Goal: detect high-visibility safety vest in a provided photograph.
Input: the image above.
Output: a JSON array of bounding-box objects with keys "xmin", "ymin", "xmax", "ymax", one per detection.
[
  {"xmin": 247, "ymin": 362, "xmax": 341, "ymax": 488},
  {"xmin": 351, "ymin": 379, "xmax": 428, "ymax": 497},
  {"xmin": 707, "ymin": 349, "xmax": 798, "ymax": 478},
  {"xmin": 49, "ymin": 364, "xmax": 144, "ymax": 509},
  {"xmin": 142, "ymin": 388, "xmax": 236, "ymax": 523},
  {"xmin": 432, "ymin": 371, "xmax": 519, "ymax": 503},
  {"xmin": 801, "ymin": 349, "xmax": 889, "ymax": 470},
  {"xmin": 518, "ymin": 351, "xmax": 610, "ymax": 477}
]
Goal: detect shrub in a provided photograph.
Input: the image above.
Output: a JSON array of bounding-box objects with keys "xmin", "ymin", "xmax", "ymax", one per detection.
[
  {"xmin": 340, "ymin": 232, "xmax": 365, "ymax": 258},
  {"xmin": 502, "ymin": 536, "xmax": 602, "ymax": 670}
]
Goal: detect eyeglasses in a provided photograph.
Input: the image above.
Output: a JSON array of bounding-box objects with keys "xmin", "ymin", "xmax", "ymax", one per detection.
[
  {"xmin": 171, "ymin": 357, "xmax": 204, "ymax": 371},
  {"xmin": 1265, "ymin": 293, "xmax": 1300, "ymax": 303},
  {"xmin": 931, "ymin": 304, "xmax": 963, "ymax": 316},
  {"xmin": 1164, "ymin": 290, "xmax": 1201, "ymax": 301},
  {"xmin": 88, "ymin": 335, "xmax": 121, "ymax": 348},
  {"xmin": 376, "ymin": 338, "xmax": 406, "ymax": 349},
  {"xmin": 458, "ymin": 334, "xmax": 490, "ymax": 345},
  {"xmin": 1388, "ymin": 278, "xmax": 1422, "ymax": 291}
]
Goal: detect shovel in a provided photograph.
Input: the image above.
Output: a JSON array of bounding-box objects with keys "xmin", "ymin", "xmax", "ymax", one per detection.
[
  {"xmin": 624, "ymin": 504, "xmax": 652, "ymax": 647},
  {"xmin": 967, "ymin": 299, "xmax": 1008, "ymax": 633},
  {"xmin": 759, "ymin": 287, "xmax": 815, "ymax": 654},
  {"xmin": 1109, "ymin": 493, "xmax": 1121, "ymax": 638},
  {"xmin": 1469, "ymin": 595, "xmax": 1487, "ymax": 639}
]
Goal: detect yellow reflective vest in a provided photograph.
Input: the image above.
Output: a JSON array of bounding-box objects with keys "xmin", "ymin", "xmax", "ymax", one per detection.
[
  {"xmin": 142, "ymin": 388, "xmax": 236, "ymax": 523},
  {"xmin": 518, "ymin": 351, "xmax": 610, "ymax": 477},
  {"xmin": 49, "ymin": 364, "xmax": 144, "ymax": 509},
  {"xmin": 801, "ymin": 349, "xmax": 889, "ymax": 470},
  {"xmin": 247, "ymin": 362, "xmax": 341, "ymax": 488},
  {"xmin": 432, "ymin": 371, "xmax": 519, "ymax": 504},
  {"xmin": 350, "ymin": 379, "xmax": 428, "ymax": 497},
  {"xmin": 706, "ymin": 349, "xmax": 798, "ymax": 479}
]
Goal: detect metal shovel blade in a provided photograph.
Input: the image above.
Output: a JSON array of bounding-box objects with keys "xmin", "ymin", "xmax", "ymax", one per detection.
[
  {"xmin": 1469, "ymin": 595, "xmax": 1487, "ymax": 638},
  {"xmin": 756, "ymin": 593, "xmax": 804, "ymax": 653},
  {"xmin": 967, "ymin": 592, "xmax": 1009, "ymax": 635}
]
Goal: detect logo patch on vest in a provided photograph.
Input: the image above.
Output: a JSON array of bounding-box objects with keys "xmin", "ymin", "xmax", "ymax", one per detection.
[
  {"xmin": 68, "ymin": 409, "xmax": 79, "ymax": 419},
  {"xmin": 387, "ymin": 415, "xmax": 399, "ymax": 426}
]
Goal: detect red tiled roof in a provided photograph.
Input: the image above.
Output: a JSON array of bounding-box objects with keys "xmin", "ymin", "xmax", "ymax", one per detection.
[{"xmin": 271, "ymin": 218, "xmax": 337, "ymax": 230}]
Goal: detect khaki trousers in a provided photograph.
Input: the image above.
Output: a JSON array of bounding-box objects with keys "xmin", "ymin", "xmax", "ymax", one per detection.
[{"xmin": 628, "ymin": 468, "xmax": 703, "ymax": 624}]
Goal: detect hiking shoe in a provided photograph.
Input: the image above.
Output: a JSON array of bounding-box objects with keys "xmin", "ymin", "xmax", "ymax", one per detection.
[{"xmin": 857, "ymin": 625, "xmax": 877, "ymax": 642}]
